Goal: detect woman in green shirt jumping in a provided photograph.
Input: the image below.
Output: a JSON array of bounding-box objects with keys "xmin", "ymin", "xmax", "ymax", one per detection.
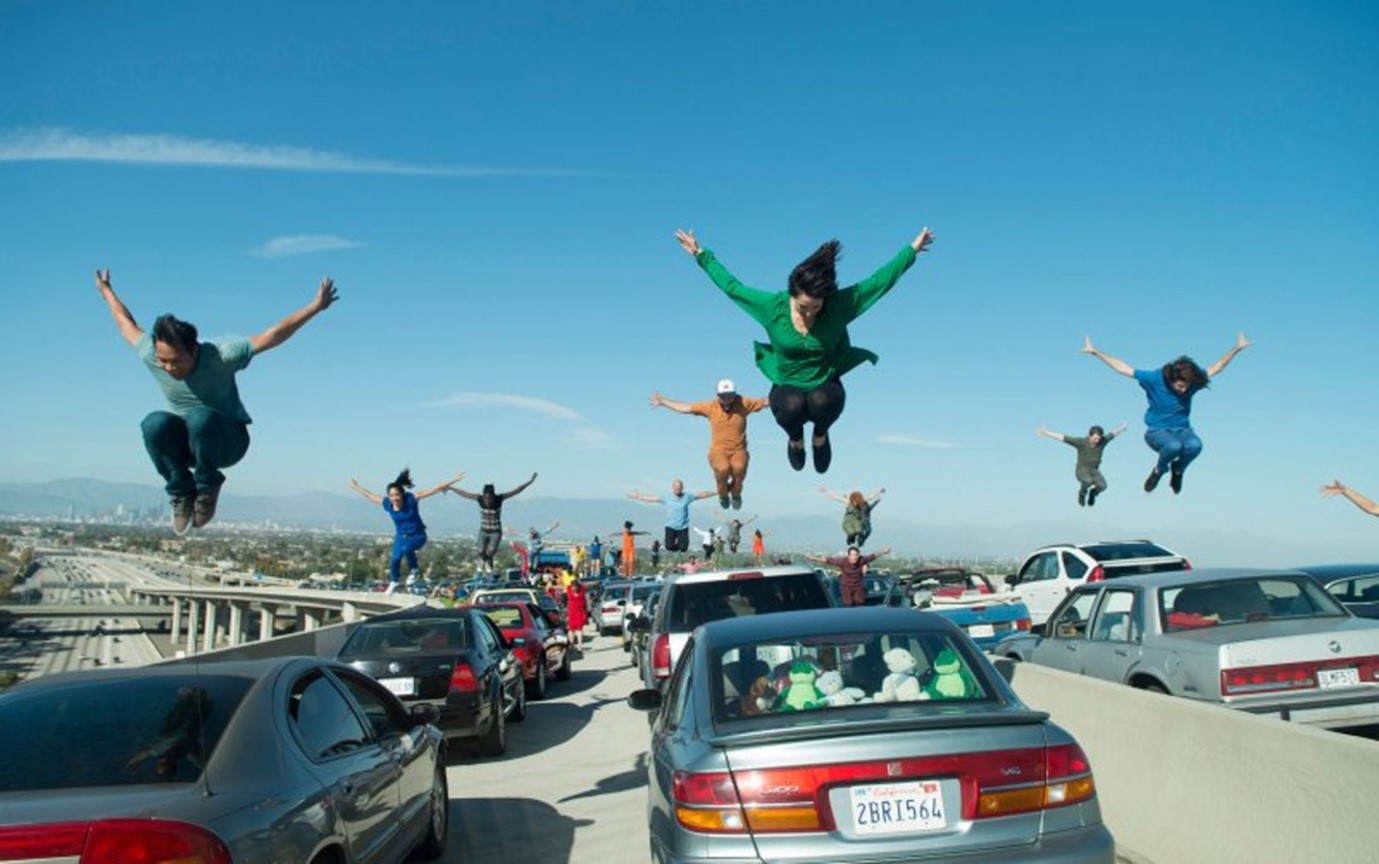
[{"xmin": 675, "ymin": 226, "xmax": 934, "ymax": 472}]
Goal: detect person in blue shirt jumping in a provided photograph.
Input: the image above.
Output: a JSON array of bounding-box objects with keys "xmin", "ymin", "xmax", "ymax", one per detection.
[
  {"xmin": 1081, "ymin": 333, "xmax": 1252, "ymax": 494},
  {"xmin": 350, "ymin": 469, "xmax": 464, "ymax": 593}
]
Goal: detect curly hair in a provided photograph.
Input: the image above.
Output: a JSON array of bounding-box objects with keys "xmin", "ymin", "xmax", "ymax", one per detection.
[{"xmin": 1162, "ymin": 356, "xmax": 1209, "ymax": 391}]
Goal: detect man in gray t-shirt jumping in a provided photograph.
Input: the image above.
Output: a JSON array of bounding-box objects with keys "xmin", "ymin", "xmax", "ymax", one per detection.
[
  {"xmin": 1037, "ymin": 422, "xmax": 1127, "ymax": 507},
  {"xmin": 96, "ymin": 269, "xmax": 337, "ymax": 534}
]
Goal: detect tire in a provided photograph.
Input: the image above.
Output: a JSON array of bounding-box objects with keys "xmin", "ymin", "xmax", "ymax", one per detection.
[
  {"xmin": 1141, "ymin": 683, "xmax": 1168, "ymax": 695},
  {"xmin": 413, "ymin": 765, "xmax": 449, "ymax": 860},
  {"xmin": 510, "ymin": 678, "xmax": 527, "ymax": 723},
  {"xmin": 630, "ymin": 646, "xmax": 639, "ymax": 668},
  {"xmin": 477, "ymin": 690, "xmax": 507, "ymax": 757},
  {"xmin": 526, "ymin": 660, "xmax": 547, "ymax": 701},
  {"xmin": 556, "ymin": 649, "xmax": 572, "ymax": 681}
]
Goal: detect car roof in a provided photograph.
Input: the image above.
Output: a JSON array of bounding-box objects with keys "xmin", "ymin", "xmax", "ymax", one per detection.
[
  {"xmin": 696, "ymin": 606, "xmax": 961, "ymax": 647},
  {"xmin": 1292, "ymin": 563, "xmax": 1379, "ymax": 580},
  {"xmin": 1071, "ymin": 566, "xmax": 1310, "ymax": 590},
  {"xmin": 664, "ymin": 564, "xmax": 818, "ymax": 586},
  {"xmin": 6, "ymin": 655, "xmax": 313, "ymax": 692}
]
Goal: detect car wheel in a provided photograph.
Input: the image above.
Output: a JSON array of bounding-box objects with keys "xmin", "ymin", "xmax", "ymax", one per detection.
[
  {"xmin": 510, "ymin": 678, "xmax": 527, "ymax": 723},
  {"xmin": 413, "ymin": 764, "xmax": 449, "ymax": 860},
  {"xmin": 1141, "ymin": 683, "xmax": 1168, "ymax": 695},
  {"xmin": 478, "ymin": 690, "xmax": 507, "ymax": 757},
  {"xmin": 629, "ymin": 646, "xmax": 638, "ymax": 668},
  {"xmin": 556, "ymin": 649, "xmax": 572, "ymax": 681},
  {"xmin": 526, "ymin": 659, "xmax": 546, "ymax": 700}
]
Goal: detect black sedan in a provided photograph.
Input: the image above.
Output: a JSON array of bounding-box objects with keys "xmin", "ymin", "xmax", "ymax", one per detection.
[
  {"xmin": 0, "ymin": 656, "xmax": 448, "ymax": 863},
  {"xmin": 1296, "ymin": 563, "xmax": 1379, "ymax": 619},
  {"xmin": 338, "ymin": 606, "xmax": 525, "ymax": 757}
]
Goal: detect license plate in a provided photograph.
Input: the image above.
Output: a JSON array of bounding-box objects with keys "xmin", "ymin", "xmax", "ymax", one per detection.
[
  {"xmin": 967, "ymin": 623, "xmax": 995, "ymax": 638},
  {"xmin": 1318, "ymin": 667, "xmax": 1360, "ymax": 689},
  {"xmin": 379, "ymin": 677, "xmax": 416, "ymax": 696},
  {"xmin": 850, "ymin": 780, "xmax": 946, "ymax": 836}
]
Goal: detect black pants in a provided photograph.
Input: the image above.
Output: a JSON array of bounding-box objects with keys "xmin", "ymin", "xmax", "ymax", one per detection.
[
  {"xmin": 665, "ymin": 527, "xmax": 689, "ymax": 552},
  {"xmin": 769, "ymin": 379, "xmax": 846, "ymax": 442}
]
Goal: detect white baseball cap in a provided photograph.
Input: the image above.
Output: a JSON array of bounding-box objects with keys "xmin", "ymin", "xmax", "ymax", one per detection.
[{"xmin": 716, "ymin": 378, "xmax": 736, "ymax": 395}]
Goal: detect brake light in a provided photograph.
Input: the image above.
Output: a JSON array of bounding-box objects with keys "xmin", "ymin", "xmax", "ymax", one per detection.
[
  {"xmin": 670, "ymin": 746, "xmax": 1097, "ymax": 836},
  {"xmin": 728, "ymin": 571, "xmax": 764, "ymax": 580},
  {"xmin": 449, "ymin": 662, "xmax": 479, "ymax": 693},
  {"xmin": 652, "ymin": 634, "xmax": 672, "ymax": 681},
  {"xmin": 1086, "ymin": 565, "xmax": 1105, "ymax": 583},
  {"xmin": 1182, "ymin": 559, "xmax": 1192, "ymax": 570},
  {"xmin": 1221, "ymin": 662, "xmax": 1317, "ymax": 696},
  {"xmin": 0, "ymin": 820, "xmax": 232, "ymax": 864},
  {"xmin": 1015, "ymin": 618, "xmax": 1032, "ymax": 631}
]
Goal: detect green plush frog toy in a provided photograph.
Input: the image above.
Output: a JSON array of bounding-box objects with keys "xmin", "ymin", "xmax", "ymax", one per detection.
[
  {"xmin": 924, "ymin": 649, "xmax": 979, "ymax": 700},
  {"xmin": 771, "ymin": 660, "xmax": 827, "ymax": 712}
]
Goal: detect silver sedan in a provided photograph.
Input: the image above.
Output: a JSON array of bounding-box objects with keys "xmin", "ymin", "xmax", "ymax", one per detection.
[
  {"xmin": 629, "ymin": 607, "xmax": 1114, "ymax": 864},
  {"xmin": 0, "ymin": 656, "xmax": 448, "ymax": 863}
]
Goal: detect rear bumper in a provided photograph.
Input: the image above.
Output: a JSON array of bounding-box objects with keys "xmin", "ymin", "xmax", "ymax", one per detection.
[
  {"xmin": 402, "ymin": 694, "xmax": 486, "ymax": 739},
  {"xmin": 1229, "ymin": 690, "xmax": 1379, "ymax": 728},
  {"xmin": 653, "ymin": 824, "xmax": 1115, "ymax": 864}
]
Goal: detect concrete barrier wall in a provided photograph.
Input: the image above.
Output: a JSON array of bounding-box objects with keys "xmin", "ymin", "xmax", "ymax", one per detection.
[
  {"xmin": 158, "ymin": 621, "xmax": 354, "ymax": 665},
  {"xmin": 994, "ymin": 658, "xmax": 1379, "ymax": 864}
]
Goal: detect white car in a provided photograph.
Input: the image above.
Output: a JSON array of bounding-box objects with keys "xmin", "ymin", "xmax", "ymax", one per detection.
[{"xmin": 1007, "ymin": 539, "xmax": 1190, "ymax": 626}]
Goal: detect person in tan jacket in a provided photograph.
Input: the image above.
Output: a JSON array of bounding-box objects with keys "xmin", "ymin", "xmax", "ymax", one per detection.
[{"xmin": 651, "ymin": 379, "xmax": 767, "ymax": 510}]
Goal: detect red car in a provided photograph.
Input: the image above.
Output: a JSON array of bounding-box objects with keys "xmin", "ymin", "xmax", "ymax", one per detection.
[{"xmin": 471, "ymin": 602, "xmax": 572, "ymax": 700}]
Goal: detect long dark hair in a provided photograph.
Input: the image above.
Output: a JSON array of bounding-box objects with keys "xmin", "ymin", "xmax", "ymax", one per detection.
[
  {"xmin": 1162, "ymin": 356, "xmax": 1209, "ymax": 391},
  {"xmin": 152, "ymin": 314, "xmax": 199, "ymax": 353},
  {"xmin": 788, "ymin": 240, "xmax": 841, "ymax": 301},
  {"xmin": 479, "ymin": 483, "xmax": 498, "ymax": 507},
  {"xmin": 386, "ymin": 469, "xmax": 414, "ymax": 496}
]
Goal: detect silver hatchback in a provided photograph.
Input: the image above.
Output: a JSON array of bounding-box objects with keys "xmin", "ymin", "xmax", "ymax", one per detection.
[{"xmin": 629, "ymin": 607, "xmax": 1114, "ymax": 863}]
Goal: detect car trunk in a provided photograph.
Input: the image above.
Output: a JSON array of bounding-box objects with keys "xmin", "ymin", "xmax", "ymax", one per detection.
[
  {"xmin": 345, "ymin": 651, "xmax": 462, "ymax": 702},
  {"xmin": 713, "ymin": 708, "xmax": 1055, "ymax": 861}
]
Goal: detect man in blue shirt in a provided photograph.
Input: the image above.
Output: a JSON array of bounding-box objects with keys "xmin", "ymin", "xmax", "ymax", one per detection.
[
  {"xmin": 96, "ymin": 269, "xmax": 338, "ymax": 534},
  {"xmin": 1081, "ymin": 333, "xmax": 1252, "ymax": 494},
  {"xmin": 628, "ymin": 479, "xmax": 716, "ymax": 556}
]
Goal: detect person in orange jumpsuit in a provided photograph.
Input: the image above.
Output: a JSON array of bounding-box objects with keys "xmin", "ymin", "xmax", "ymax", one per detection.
[
  {"xmin": 751, "ymin": 528, "xmax": 768, "ymax": 561},
  {"xmin": 617, "ymin": 521, "xmax": 649, "ymax": 578},
  {"xmin": 651, "ymin": 379, "xmax": 767, "ymax": 510}
]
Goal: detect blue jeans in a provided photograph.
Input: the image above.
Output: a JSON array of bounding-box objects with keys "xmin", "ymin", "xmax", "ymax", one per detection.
[
  {"xmin": 390, "ymin": 533, "xmax": 428, "ymax": 582},
  {"xmin": 1144, "ymin": 427, "xmax": 1202, "ymax": 475},
  {"xmin": 141, "ymin": 409, "xmax": 250, "ymax": 497}
]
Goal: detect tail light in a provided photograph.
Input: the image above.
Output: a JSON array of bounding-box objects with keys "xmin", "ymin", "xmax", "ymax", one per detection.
[
  {"xmin": 1182, "ymin": 559, "xmax": 1192, "ymax": 570},
  {"xmin": 0, "ymin": 820, "xmax": 231, "ymax": 864},
  {"xmin": 651, "ymin": 634, "xmax": 672, "ymax": 681},
  {"xmin": 1015, "ymin": 618, "xmax": 1032, "ymax": 631},
  {"xmin": 671, "ymin": 745, "xmax": 1097, "ymax": 836},
  {"xmin": 1086, "ymin": 565, "xmax": 1105, "ymax": 583},
  {"xmin": 449, "ymin": 662, "xmax": 479, "ymax": 693},
  {"xmin": 1221, "ymin": 661, "xmax": 1317, "ymax": 695}
]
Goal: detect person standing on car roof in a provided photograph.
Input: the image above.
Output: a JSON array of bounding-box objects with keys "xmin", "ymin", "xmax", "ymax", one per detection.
[
  {"xmin": 650, "ymin": 539, "xmax": 662, "ymax": 569},
  {"xmin": 587, "ymin": 535, "xmax": 604, "ymax": 577},
  {"xmin": 1081, "ymin": 333, "xmax": 1252, "ymax": 495},
  {"xmin": 751, "ymin": 527, "xmax": 768, "ymax": 561},
  {"xmin": 651, "ymin": 380, "xmax": 768, "ymax": 509},
  {"xmin": 448, "ymin": 473, "xmax": 538, "ymax": 575},
  {"xmin": 628, "ymin": 480, "xmax": 716, "ymax": 557},
  {"xmin": 723, "ymin": 515, "xmax": 757, "ymax": 554},
  {"xmin": 1037, "ymin": 423, "xmax": 1128, "ymax": 507},
  {"xmin": 349, "ymin": 469, "xmax": 464, "ymax": 594},
  {"xmin": 806, "ymin": 545, "xmax": 892, "ymax": 607},
  {"xmin": 674, "ymin": 226, "xmax": 934, "ymax": 473}
]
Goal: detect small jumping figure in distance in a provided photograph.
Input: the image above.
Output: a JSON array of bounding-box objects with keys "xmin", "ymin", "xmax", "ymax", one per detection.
[{"xmin": 1037, "ymin": 422, "xmax": 1128, "ymax": 507}]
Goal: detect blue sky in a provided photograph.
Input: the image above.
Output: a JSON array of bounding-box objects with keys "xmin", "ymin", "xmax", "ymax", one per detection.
[{"xmin": 1, "ymin": 1, "xmax": 1376, "ymax": 560}]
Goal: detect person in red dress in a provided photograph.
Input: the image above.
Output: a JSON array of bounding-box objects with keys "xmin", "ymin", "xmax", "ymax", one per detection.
[{"xmin": 565, "ymin": 579, "xmax": 589, "ymax": 654}]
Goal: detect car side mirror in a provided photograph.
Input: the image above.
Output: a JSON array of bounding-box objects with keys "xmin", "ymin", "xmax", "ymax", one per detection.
[
  {"xmin": 627, "ymin": 689, "xmax": 663, "ymax": 712},
  {"xmin": 628, "ymin": 615, "xmax": 651, "ymax": 633},
  {"xmin": 510, "ymin": 636, "xmax": 527, "ymax": 647},
  {"xmin": 409, "ymin": 703, "xmax": 441, "ymax": 726},
  {"xmin": 1004, "ymin": 574, "xmax": 1018, "ymax": 586}
]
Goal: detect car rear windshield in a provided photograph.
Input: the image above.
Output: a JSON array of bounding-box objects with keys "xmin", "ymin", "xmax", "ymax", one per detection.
[
  {"xmin": 0, "ymin": 675, "xmax": 252, "ymax": 790},
  {"xmin": 340, "ymin": 617, "xmax": 469, "ymax": 656},
  {"xmin": 477, "ymin": 590, "xmax": 534, "ymax": 604},
  {"xmin": 1160, "ymin": 577, "xmax": 1348, "ymax": 632},
  {"xmin": 664, "ymin": 573, "xmax": 831, "ymax": 634},
  {"xmin": 713, "ymin": 630, "xmax": 992, "ymax": 724},
  {"xmin": 1084, "ymin": 542, "xmax": 1176, "ymax": 562},
  {"xmin": 481, "ymin": 606, "xmax": 524, "ymax": 629}
]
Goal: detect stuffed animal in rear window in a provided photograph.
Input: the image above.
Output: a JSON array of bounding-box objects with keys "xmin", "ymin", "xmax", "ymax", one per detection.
[
  {"xmin": 739, "ymin": 676, "xmax": 775, "ymax": 716},
  {"xmin": 771, "ymin": 659, "xmax": 827, "ymax": 711},
  {"xmin": 924, "ymin": 649, "xmax": 979, "ymax": 700},
  {"xmin": 817, "ymin": 669, "xmax": 868, "ymax": 706},
  {"xmin": 873, "ymin": 647, "xmax": 924, "ymax": 702}
]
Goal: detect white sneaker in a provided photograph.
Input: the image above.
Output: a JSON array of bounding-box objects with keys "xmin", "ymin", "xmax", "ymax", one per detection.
[
  {"xmin": 385, "ymin": 582, "xmax": 400, "ymax": 595},
  {"xmin": 406, "ymin": 571, "xmax": 419, "ymax": 586}
]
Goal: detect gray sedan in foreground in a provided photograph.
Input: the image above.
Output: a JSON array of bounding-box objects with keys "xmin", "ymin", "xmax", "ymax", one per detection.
[
  {"xmin": 0, "ymin": 656, "xmax": 448, "ymax": 863},
  {"xmin": 629, "ymin": 607, "xmax": 1114, "ymax": 864},
  {"xmin": 994, "ymin": 568, "xmax": 1379, "ymax": 728}
]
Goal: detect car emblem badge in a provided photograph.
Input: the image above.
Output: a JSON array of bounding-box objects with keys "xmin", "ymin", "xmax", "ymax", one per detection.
[
  {"xmin": 887, "ymin": 762, "xmax": 902, "ymax": 777},
  {"xmin": 1328, "ymin": 641, "xmax": 1341, "ymax": 654},
  {"xmin": 388, "ymin": 661, "xmax": 403, "ymax": 674},
  {"xmin": 1001, "ymin": 766, "xmax": 1023, "ymax": 777}
]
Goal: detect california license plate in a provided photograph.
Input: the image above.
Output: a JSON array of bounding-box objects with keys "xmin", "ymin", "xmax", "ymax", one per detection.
[
  {"xmin": 850, "ymin": 780, "xmax": 946, "ymax": 835},
  {"xmin": 379, "ymin": 677, "xmax": 416, "ymax": 697},
  {"xmin": 967, "ymin": 623, "xmax": 995, "ymax": 638},
  {"xmin": 1318, "ymin": 667, "xmax": 1360, "ymax": 689}
]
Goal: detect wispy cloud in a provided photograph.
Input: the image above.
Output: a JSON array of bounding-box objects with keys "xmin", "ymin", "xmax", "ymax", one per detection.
[
  {"xmin": 877, "ymin": 434, "xmax": 958, "ymax": 449},
  {"xmin": 561, "ymin": 426, "xmax": 614, "ymax": 447},
  {"xmin": 251, "ymin": 234, "xmax": 363, "ymax": 259},
  {"xmin": 429, "ymin": 391, "xmax": 613, "ymax": 449},
  {"xmin": 0, "ymin": 127, "xmax": 590, "ymax": 177}
]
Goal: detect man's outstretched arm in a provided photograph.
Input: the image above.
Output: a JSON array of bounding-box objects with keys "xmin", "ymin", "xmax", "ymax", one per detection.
[
  {"xmin": 1322, "ymin": 481, "xmax": 1379, "ymax": 517},
  {"xmin": 95, "ymin": 270, "xmax": 144, "ymax": 347},
  {"xmin": 249, "ymin": 277, "xmax": 339, "ymax": 354}
]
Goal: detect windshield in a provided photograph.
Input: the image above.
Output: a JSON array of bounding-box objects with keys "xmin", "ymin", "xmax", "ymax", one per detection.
[
  {"xmin": 0, "ymin": 675, "xmax": 252, "ymax": 790},
  {"xmin": 340, "ymin": 617, "xmax": 469, "ymax": 655},
  {"xmin": 1160, "ymin": 576, "xmax": 1347, "ymax": 632},
  {"xmin": 480, "ymin": 605, "xmax": 525, "ymax": 629},
  {"xmin": 713, "ymin": 630, "xmax": 992, "ymax": 724}
]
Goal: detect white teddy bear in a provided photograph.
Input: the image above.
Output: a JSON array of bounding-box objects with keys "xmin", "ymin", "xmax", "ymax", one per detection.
[
  {"xmin": 873, "ymin": 647, "xmax": 927, "ymax": 703},
  {"xmin": 816, "ymin": 669, "xmax": 868, "ymax": 707}
]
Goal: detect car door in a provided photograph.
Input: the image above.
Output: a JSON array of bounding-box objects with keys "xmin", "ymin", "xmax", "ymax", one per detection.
[
  {"xmin": 476, "ymin": 614, "xmax": 520, "ymax": 714},
  {"xmin": 1015, "ymin": 552, "xmax": 1063, "ymax": 625},
  {"xmin": 288, "ymin": 669, "xmax": 401, "ymax": 864},
  {"xmin": 1030, "ymin": 590, "xmax": 1099, "ymax": 673},
  {"xmin": 330, "ymin": 666, "xmax": 436, "ymax": 857},
  {"xmin": 1080, "ymin": 588, "xmax": 1143, "ymax": 684}
]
